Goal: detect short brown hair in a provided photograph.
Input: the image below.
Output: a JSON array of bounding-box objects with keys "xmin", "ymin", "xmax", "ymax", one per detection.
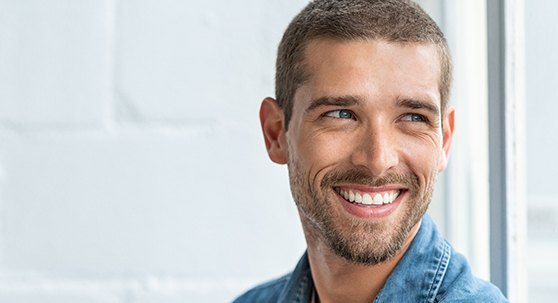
[{"xmin": 276, "ymin": 0, "xmax": 452, "ymax": 129}]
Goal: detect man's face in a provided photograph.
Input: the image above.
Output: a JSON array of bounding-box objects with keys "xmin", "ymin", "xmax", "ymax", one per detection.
[{"xmin": 261, "ymin": 39, "xmax": 454, "ymax": 265}]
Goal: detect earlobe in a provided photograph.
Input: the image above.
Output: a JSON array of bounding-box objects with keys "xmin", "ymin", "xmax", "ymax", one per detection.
[
  {"xmin": 260, "ymin": 97, "xmax": 288, "ymax": 164},
  {"xmin": 438, "ymin": 107, "xmax": 455, "ymax": 172}
]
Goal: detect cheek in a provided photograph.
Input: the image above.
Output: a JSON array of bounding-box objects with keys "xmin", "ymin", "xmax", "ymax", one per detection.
[
  {"xmin": 294, "ymin": 131, "xmax": 355, "ymax": 175},
  {"xmin": 399, "ymin": 135, "xmax": 442, "ymax": 179}
]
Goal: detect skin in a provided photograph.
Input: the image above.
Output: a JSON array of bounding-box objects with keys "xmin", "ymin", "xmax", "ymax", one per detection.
[{"xmin": 260, "ymin": 38, "xmax": 455, "ymax": 303}]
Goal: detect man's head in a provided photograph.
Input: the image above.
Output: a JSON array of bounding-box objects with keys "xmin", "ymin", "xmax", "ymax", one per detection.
[
  {"xmin": 276, "ymin": 0, "xmax": 452, "ymax": 130},
  {"xmin": 260, "ymin": 0, "xmax": 455, "ymax": 265}
]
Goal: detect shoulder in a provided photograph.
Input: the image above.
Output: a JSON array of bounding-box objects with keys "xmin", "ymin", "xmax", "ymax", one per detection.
[
  {"xmin": 435, "ymin": 248, "xmax": 508, "ymax": 303},
  {"xmin": 232, "ymin": 274, "xmax": 291, "ymax": 303}
]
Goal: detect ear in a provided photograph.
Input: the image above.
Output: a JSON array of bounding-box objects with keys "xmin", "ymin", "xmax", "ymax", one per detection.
[
  {"xmin": 437, "ymin": 106, "xmax": 455, "ymax": 172},
  {"xmin": 260, "ymin": 97, "xmax": 288, "ymax": 164}
]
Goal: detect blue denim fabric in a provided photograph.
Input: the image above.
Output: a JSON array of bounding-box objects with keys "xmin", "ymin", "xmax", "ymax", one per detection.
[{"xmin": 233, "ymin": 215, "xmax": 508, "ymax": 303}]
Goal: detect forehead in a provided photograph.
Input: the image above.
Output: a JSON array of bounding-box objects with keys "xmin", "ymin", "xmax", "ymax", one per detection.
[{"xmin": 295, "ymin": 38, "xmax": 441, "ymax": 108}]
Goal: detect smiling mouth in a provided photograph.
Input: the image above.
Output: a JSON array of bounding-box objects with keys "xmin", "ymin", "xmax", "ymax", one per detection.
[{"xmin": 334, "ymin": 187, "xmax": 402, "ymax": 206}]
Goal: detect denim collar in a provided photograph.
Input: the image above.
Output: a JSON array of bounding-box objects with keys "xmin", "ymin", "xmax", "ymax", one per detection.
[
  {"xmin": 276, "ymin": 249, "xmax": 314, "ymax": 303},
  {"xmin": 276, "ymin": 214, "xmax": 451, "ymax": 303}
]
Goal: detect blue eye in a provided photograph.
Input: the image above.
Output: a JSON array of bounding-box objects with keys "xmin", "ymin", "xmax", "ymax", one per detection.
[
  {"xmin": 325, "ymin": 109, "xmax": 355, "ymax": 120},
  {"xmin": 401, "ymin": 113, "xmax": 427, "ymax": 122}
]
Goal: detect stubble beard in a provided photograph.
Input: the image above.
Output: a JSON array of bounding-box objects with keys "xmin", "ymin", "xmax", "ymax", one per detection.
[{"xmin": 288, "ymin": 160, "xmax": 437, "ymax": 265}]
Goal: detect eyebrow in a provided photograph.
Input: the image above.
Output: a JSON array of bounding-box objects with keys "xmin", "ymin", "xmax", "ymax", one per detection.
[
  {"xmin": 397, "ymin": 98, "xmax": 440, "ymax": 115},
  {"xmin": 304, "ymin": 96, "xmax": 440, "ymax": 116},
  {"xmin": 305, "ymin": 96, "xmax": 360, "ymax": 113}
]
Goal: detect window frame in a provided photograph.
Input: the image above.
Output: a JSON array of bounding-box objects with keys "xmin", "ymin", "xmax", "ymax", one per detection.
[{"xmin": 487, "ymin": 0, "xmax": 527, "ymax": 301}]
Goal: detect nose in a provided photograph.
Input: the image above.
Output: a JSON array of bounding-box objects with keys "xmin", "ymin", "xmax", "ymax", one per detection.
[{"xmin": 351, "ymin": 124, "xmax": 399, "ymax": 177}]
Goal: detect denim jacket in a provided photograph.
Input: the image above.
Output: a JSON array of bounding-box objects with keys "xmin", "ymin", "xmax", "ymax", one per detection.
[{"xmin": 233, "ymin": 215, "xmax": 508, "ymax": 303}]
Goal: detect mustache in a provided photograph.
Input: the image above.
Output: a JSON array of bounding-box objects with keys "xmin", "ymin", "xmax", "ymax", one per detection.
[{"xmin": 320, "ymin": 168, "xmax": 420, "ymax": 191}]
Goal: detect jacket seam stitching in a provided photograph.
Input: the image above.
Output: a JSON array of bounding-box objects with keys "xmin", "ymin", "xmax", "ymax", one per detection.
[{"xmin": 426, "ymin": 241, "xmax": 451, "ymax": 302}]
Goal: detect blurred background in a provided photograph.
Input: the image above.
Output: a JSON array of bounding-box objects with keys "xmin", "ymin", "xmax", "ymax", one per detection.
[
  {"xmin": 0, "ymin": 0, "xmax": 554, "ymax": 302},
  {"xmin": 524, "ymin": 0, "xmax": 558, "ymax": 301}
]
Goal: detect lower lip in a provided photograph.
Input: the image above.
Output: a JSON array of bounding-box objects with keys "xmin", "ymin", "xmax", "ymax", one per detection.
[{"xmin": 336, "ymin": 191, "xmax": 403, "ymax": 219}]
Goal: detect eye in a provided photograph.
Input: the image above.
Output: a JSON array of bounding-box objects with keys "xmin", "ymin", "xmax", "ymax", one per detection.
[
  {"xmin": 324, "ymin": 109, "xmax": 355, "ymax": 120},
  {"xmin": 400, "ymin": 113, "xmax": 428, "ymax": 123}
]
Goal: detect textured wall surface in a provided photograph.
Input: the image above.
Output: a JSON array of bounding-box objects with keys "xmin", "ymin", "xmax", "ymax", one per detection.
[{"xmin": 0, "ymin": 0, "xmax": 309, "ymax": 302}]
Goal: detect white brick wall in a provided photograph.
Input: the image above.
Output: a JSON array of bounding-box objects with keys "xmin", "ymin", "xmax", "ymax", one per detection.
[
  {"xmin": 0, "ymin": 0, "xmax": 111, "ymax": 127},
  {"xmin": 0, "ymin": 0, "xmax": 309, "ymax": 301}
]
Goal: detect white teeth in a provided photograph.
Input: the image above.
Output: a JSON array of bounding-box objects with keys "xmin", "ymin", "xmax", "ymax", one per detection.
[
  {"xmin": 383, "ymin": 193, "xmax": 390, "ymax": 204},
  {"xmin": 337, "ymin": 188, "xmax": 402, "ymax": 205},
  {"xmin": 373, "ymin": 194, "xmax": 383, "ymax": 205},
  {"xmin": 355, "ymin": 193, "xmax": 362, "ymax": 203},
  {"xmin": 362, "ymin": 194, "xmax": 373, "ymax": 205}
]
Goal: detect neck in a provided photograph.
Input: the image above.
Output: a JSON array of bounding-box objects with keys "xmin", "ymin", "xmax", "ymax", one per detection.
[{"xmin": 304, "ymin": 221, "xmax": 421, "ymax": 303}]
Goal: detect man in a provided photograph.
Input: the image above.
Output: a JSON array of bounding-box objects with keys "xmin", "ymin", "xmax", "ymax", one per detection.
[{"xmin": 235, "ymin": 0, "xmax": 508, "ymax": 302}]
